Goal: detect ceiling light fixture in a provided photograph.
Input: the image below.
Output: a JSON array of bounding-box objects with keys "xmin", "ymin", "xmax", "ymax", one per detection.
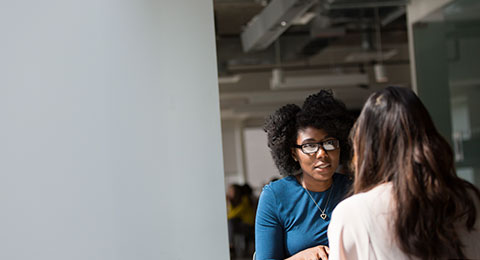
[
  {"xmin": 270, "ymin": 69, "xmax": 369, "ymax": 90},
  {"xmin": 218, "ymin": 75, "xmax": 241, "ymax": 84}
]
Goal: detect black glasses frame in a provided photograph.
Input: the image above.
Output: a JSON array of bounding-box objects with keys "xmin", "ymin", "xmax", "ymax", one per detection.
[{"xmin": 293, "ymin": 139, "xmax": 340, "ymax": 154}]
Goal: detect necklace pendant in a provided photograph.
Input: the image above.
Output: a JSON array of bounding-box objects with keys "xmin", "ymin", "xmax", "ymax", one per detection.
[{"xmin": 320, "ymin": 213, "xmax": 327, "ymax": 220}]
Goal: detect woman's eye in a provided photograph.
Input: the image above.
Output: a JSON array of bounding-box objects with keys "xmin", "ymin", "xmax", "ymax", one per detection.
[{"xmin": 324, "ymin": 140, "xmax": 334, "ymax": 145}]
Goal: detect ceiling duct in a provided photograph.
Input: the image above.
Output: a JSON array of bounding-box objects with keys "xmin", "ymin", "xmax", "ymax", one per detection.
[
  {"xmin": 323, "ymin": 0, "xmax": 408, "ymax": 10},
  {"xmin": 270, "ymin": 68, "xmax": 369, "ymax": 89},
  {"xmin": 240, "ymin": 0, "xmax": 318, "ymax": 52}
]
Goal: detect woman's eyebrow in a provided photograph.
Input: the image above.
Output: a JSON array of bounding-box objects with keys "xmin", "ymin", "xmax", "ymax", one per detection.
[
  {"xmin": 322, "ymin": 135, "xmax": 335, "ymax": 140},
  {"xmin": 301, "ymin": 138, "xmax": 317, "ymax": 143},
  {"xmin": 301, "ymin": 136, "xmax": 335, "ymax": 143}
]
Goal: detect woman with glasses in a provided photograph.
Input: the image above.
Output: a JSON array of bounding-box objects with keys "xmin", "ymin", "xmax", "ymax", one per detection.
[
  {"xmin": 255, "ymin": 90, "xmax": 353, "ymax": 260},
  {"xmin": 328, "ymin": 86, "xmax": 480, "ymax": 259}
]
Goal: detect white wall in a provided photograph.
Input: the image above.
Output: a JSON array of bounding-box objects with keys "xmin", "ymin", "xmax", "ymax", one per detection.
[
  {"xmin": 222, "ymin": 119, "xmax": 247, "ymax": 186},
  {"xmin": 0, "ymin": 1, "xmax": 229, "ymax": 259},
  {"xmin": 244, "ymin": 127, "xmax": 281, "ymax": 195},
  {"xmin": 221, "ymin": 124, "xmax": 281, "ymax": 195}
]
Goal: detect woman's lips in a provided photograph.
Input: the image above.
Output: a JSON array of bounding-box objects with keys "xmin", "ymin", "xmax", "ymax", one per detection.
[{"xmin": 314, "ymin": 163, "xmax": 330, "ymax": 169}]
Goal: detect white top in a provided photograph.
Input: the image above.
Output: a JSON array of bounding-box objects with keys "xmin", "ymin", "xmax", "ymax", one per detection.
[{"xmin": 328, "ymin": 183, "xmax": 480, "ymax": 260}]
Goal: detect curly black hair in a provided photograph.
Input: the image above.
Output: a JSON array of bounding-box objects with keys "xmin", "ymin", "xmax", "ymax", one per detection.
[{"xmin": 264, "ymin": 90, "xmax": 354, "ymax": 176}]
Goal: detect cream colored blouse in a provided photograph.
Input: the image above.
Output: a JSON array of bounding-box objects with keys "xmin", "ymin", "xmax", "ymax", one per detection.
[{"xmin": 328, "ymin": 183, "xmax": 480, "ymax": 260}]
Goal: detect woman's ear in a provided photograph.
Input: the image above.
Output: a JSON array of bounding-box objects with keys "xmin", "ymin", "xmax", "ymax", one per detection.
[{"xmin": 291, "ymin": 148, "xmax": 298, "ymax": 162}]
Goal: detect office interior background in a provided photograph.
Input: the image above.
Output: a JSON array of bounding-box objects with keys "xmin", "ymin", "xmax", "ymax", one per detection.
[
  {"xmin": 1, "ymin": 0, "xmax": 479, "ymax": 260},
  {"xmin": 218, "ymin": 0, "xmax": 480, "ymax": 199}
]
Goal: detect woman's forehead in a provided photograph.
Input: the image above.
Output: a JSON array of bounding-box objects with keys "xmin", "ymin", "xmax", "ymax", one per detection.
[{"xmin": 296, "ymin": 127, "xmax": 331, "ymax": 141}]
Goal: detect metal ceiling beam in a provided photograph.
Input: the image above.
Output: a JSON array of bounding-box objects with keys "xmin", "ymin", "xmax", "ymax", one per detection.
[{"xmin": 226, "ymin": 59, "xmax": 410, "ymax": 73}]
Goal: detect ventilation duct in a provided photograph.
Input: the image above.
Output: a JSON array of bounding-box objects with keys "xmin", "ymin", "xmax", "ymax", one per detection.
[
  {"xmin": 241, "ymin": 0, "xmax": 317, "ymax": 52},
  {"xmin": 323, "ymin": 0, "xmax": 408, "ymax": 10}
]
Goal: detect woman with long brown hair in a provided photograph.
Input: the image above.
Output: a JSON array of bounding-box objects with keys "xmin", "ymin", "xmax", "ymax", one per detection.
[{"xmin": 328, "ymin": 86, "xmax": 480, "ymax": 259}]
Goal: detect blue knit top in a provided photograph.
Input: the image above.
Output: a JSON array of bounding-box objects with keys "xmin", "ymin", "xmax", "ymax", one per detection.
[{"xmin": 255, "ymin": 173, "xmax": 351, "ymax": 260}]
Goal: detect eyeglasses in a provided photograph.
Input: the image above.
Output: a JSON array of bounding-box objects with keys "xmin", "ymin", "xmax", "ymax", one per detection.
[{"xmin": 293, "ymin": 139, "xmax": 340, "ymax": 154}]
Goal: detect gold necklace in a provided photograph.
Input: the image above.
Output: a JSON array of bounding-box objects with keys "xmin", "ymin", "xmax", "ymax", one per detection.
[{"xmin": 301, "ymin": 175, "xmax": 334, "ymax": 220}]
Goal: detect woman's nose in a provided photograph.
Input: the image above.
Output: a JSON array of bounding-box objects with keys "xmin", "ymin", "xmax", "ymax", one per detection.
[{"xmin": 316, "ymin": 147, "xmax": 328, "ymax": 158}]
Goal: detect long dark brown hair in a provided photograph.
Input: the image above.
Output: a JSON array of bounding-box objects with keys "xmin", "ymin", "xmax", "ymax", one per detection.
[{"xmin": 351, "ymin": 86, "xmax": 480, "ymax": 259}]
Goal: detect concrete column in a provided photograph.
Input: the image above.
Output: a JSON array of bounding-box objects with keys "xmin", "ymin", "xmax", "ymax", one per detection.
[{"xmin": 0, "ymin": 1, "xmax": 229, "ymax": 259}]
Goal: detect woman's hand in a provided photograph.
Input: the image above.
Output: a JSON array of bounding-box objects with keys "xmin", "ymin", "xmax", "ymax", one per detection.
[{"xmin": 286, "ymin": 245, "xmax": 330, "ymax": 260}]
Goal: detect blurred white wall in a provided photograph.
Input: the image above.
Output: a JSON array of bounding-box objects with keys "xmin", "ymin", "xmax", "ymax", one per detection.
[
  {"xmin": 222, "ymin": 120, "xmax": 246, "ymax": 187},
  {"xmin": 243, "ymin": 127, "xmax": 281, "ymax": 195},
  {"xmin": 0, "ymin": 1, "xmax": 229, "ymax": 259},
  {"xmin": 222, "ymin": 122, "xmax": 281, "ymax": 195}
]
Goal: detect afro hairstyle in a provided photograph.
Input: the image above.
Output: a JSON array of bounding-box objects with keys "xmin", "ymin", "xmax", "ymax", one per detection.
[{"xmin": 264, "ymin": 90, "xmax": 353, "ymax": 176}]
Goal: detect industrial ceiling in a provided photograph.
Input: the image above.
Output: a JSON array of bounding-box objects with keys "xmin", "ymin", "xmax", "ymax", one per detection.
[{"xmin": 214, "ymin": 0, "xmax": 411, "ymax": 126}]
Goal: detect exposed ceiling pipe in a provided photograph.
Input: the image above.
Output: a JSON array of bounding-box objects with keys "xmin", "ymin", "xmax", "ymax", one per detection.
[
  {"xmin": 227, "ymin": 59, "xmax": 410, "ymax": 73},
  {"xmin": 373, "ymin": 6, "xmax": 388, "ymax": 83}
]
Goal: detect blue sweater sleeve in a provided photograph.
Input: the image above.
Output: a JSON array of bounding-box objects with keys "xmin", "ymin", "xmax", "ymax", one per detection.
[{"xmin": 255, "ymin": 185, "xmax": 285, "ymax": 260}]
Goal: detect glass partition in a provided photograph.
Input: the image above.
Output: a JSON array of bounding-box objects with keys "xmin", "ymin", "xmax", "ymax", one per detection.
[{"xmin": 413, "ymin": 0, "xmax": 480, "ymax": 187}]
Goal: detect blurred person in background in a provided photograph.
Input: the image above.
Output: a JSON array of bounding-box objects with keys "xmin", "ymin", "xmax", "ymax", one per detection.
[
  {"xmin": 227, "ymin": 183, "xmax": 255, "ymax": 257},
  {"xmin": 328, "ymin": 86, "xmax": 480, "ymax": 259}
]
